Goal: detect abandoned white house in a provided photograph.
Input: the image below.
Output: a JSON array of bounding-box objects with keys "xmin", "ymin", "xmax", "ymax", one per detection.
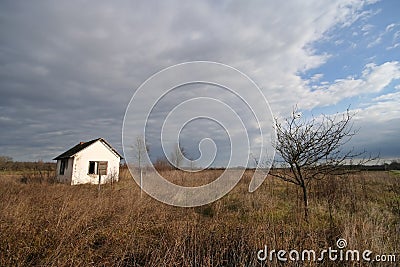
[{"xmin": 53, "ymin": 138, "xmax": 123, "ymax": 185}]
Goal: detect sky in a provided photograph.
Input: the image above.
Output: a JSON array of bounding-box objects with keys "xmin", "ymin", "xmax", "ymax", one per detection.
[{"xmin": 0, "ymin": 0, "xmax": 399, "ymax": 165}]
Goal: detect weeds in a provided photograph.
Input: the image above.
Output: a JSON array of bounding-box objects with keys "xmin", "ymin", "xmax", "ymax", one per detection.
[{"xmin": 0, "ymin": 169, "xmax": 399, "ymax": 266}]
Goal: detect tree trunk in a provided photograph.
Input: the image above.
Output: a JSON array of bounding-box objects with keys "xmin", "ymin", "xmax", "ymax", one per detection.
[{"xmin": 301, "ymin": 184, "xmax": 309, "ymax": 222}]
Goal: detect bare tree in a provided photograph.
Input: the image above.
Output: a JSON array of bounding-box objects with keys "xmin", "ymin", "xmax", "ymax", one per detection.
[
  {"xmin": 133, "ymin": 136, "xmax": 149, "ymax": 197},
  {"xmin": 153, "ymin": 156, "xmax": 173, "ymax": 171},
  {"xmin": 270, "ymin": 107, "xmax": 370, "ymax": 221},
  {"xmin": 189, "ymin": 158, "xmax": 195, "ymax": 171},
  {"xmin": 0, "ymin": 156, "xmax": 12, "ymax": 171},
  {"xmin": 170, "ymin": 142, "xmax": 186, "ymax": 169}
]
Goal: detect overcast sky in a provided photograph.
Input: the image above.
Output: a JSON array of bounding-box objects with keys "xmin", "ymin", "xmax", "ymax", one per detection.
[{"xmin": 0, "ymin": 0, "xmax": 399, "ymax": 164}]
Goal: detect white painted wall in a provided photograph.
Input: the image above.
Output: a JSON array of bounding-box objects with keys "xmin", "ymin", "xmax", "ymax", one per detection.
[
  {"xmin": 71, "ymin": 140, "xmax": 120, "ymax": 185},
  {"xmin": 56, "ymin": 158, "xmax": 73, "ymax": 183},
  {"xmin": 55, "ymin": 140, "xmax": 121, "ymax": 185}
]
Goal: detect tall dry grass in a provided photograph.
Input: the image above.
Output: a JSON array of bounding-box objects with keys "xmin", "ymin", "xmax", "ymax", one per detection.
[{"xmin": 0, "ymin": 169, "xmax": 399, "ymax": 266}]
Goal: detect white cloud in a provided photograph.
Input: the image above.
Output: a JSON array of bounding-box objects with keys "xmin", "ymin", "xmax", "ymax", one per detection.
[
  {"xmin": 298, "ymin": 61, "xmax": 400, "ymax": 109},
  {"xmin": 335, "ymin": 39, "xmax": 344, "ymax": 45},
  {"xmin": 362, "ymin": 24, "xmax": 374, "ymax": 35},
  {"xmin": 385, "ymin": 23, "xmax": 396, "ymax": 32},
  {"xmin": 367, "ymin": 36, "xmax": 382, "ymax": 48},
  {"xmin": 394, "ymin": 31, "xmax": 400, "ymax": 41},
  {"xmin": 372, "ymin": 91, "xmax": 400, "ymax": 103},
  {"xmin": 364, "ymin": 22, "xmax": 399, "ymax": 49},
  {"xmin": 0, "ymin": 0, "xmax": 393, "ymax": 161},
  {"xmin": 386, "ymin": 43, "xmax": 400, "ymax": 50},
  {"xmin": 311, "ymin": 73, "xmax": 324, "ymax": 83}
]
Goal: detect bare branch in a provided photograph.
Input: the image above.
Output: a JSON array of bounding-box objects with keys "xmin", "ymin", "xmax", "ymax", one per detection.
[{"xmin": 270, "ymin": 107, "xmax": 374, "ymax": 221}]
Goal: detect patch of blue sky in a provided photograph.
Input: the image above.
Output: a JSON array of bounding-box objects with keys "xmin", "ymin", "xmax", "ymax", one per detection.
[
  {"xmin": 298, "ymin": 1, "xmax": 399, "ymax": 120},
  {"xmin": 301, "ymin": 0, "xmax": 399, "ymax": 86}
]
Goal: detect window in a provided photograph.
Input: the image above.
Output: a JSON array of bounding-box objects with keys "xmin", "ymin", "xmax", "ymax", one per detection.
[
  {"xmin": 59, "ymin": 159, "xmax": 67, "ymax": 175},
  {"xmin": 88, "ymin": 161, "xmax": 96, "ymax": 174},
  {"xmin": 88, "ymin": 161, "xmax": 108, "ymax": 175}
]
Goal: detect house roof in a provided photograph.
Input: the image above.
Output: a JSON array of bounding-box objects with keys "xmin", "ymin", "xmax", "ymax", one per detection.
[{"xmin": 53, "ymin": 138, "xmax": 123, "ymax": 160}]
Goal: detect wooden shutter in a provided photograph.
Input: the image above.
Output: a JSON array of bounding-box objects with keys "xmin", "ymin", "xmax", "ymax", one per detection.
[{"xmin": 98, "ymin": 161, "xmax": 108, "ymax": 175}]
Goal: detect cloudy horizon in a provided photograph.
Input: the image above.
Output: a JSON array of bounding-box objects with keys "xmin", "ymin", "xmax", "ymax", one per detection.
[{"xmin": 1, "ymin": 0, "xmax": 399, "ymax": 164}]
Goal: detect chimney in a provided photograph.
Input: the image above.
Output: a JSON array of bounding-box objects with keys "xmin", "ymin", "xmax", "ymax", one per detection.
[{"xmin": 79, "ymin": 141, "xmax": 85, "ymax": 145}]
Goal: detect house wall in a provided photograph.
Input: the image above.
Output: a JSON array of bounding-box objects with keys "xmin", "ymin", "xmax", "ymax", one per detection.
[
  {"xmin": 56, "ymin": 158, "xmax": 73, "ymax": 183},
  {"xmin": 71, "ymin": 141, "xmax": 120, "ymax": 185}
]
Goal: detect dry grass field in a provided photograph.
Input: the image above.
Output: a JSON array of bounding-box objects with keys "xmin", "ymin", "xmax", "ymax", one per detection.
[{"xmin": 1, "ymin": 168, "xmax": 399, "ymax": 266}]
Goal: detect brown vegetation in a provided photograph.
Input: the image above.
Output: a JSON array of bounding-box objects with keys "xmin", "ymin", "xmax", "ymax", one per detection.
[{"xmin": 1, "ymin": 167, "xmax": 399, "ymax": 266}]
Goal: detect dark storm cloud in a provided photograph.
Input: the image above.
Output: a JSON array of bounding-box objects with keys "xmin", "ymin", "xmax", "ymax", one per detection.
[
  {"xmin": 0, "ymin": 1, "xmax": 142, "ymax": 160},
  {"xmin": 0, "ymin": 0, "xmax": 398, "ymax": 163}
]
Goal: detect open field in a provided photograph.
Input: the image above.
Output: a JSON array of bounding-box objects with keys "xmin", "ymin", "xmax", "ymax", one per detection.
[{"xmin": 1, "ymin": 169, "xmax": 399, "ymax": 266}]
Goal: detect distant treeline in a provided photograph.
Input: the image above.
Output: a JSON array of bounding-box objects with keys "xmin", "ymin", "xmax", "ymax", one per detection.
[
  {"xmin": 340, "ymin": 163, "xmax": 400, "ymax": 171},
  {"xmin": 1, "ymin": 156, "xmax": 400, "ymax": 172},
  {"xmin": 0, "ymin": 156, "xmax": 56, "ymax": 172},
  {"xmin": 207, "ymin": 161, "xmax": 400, "ymax": 171}
]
